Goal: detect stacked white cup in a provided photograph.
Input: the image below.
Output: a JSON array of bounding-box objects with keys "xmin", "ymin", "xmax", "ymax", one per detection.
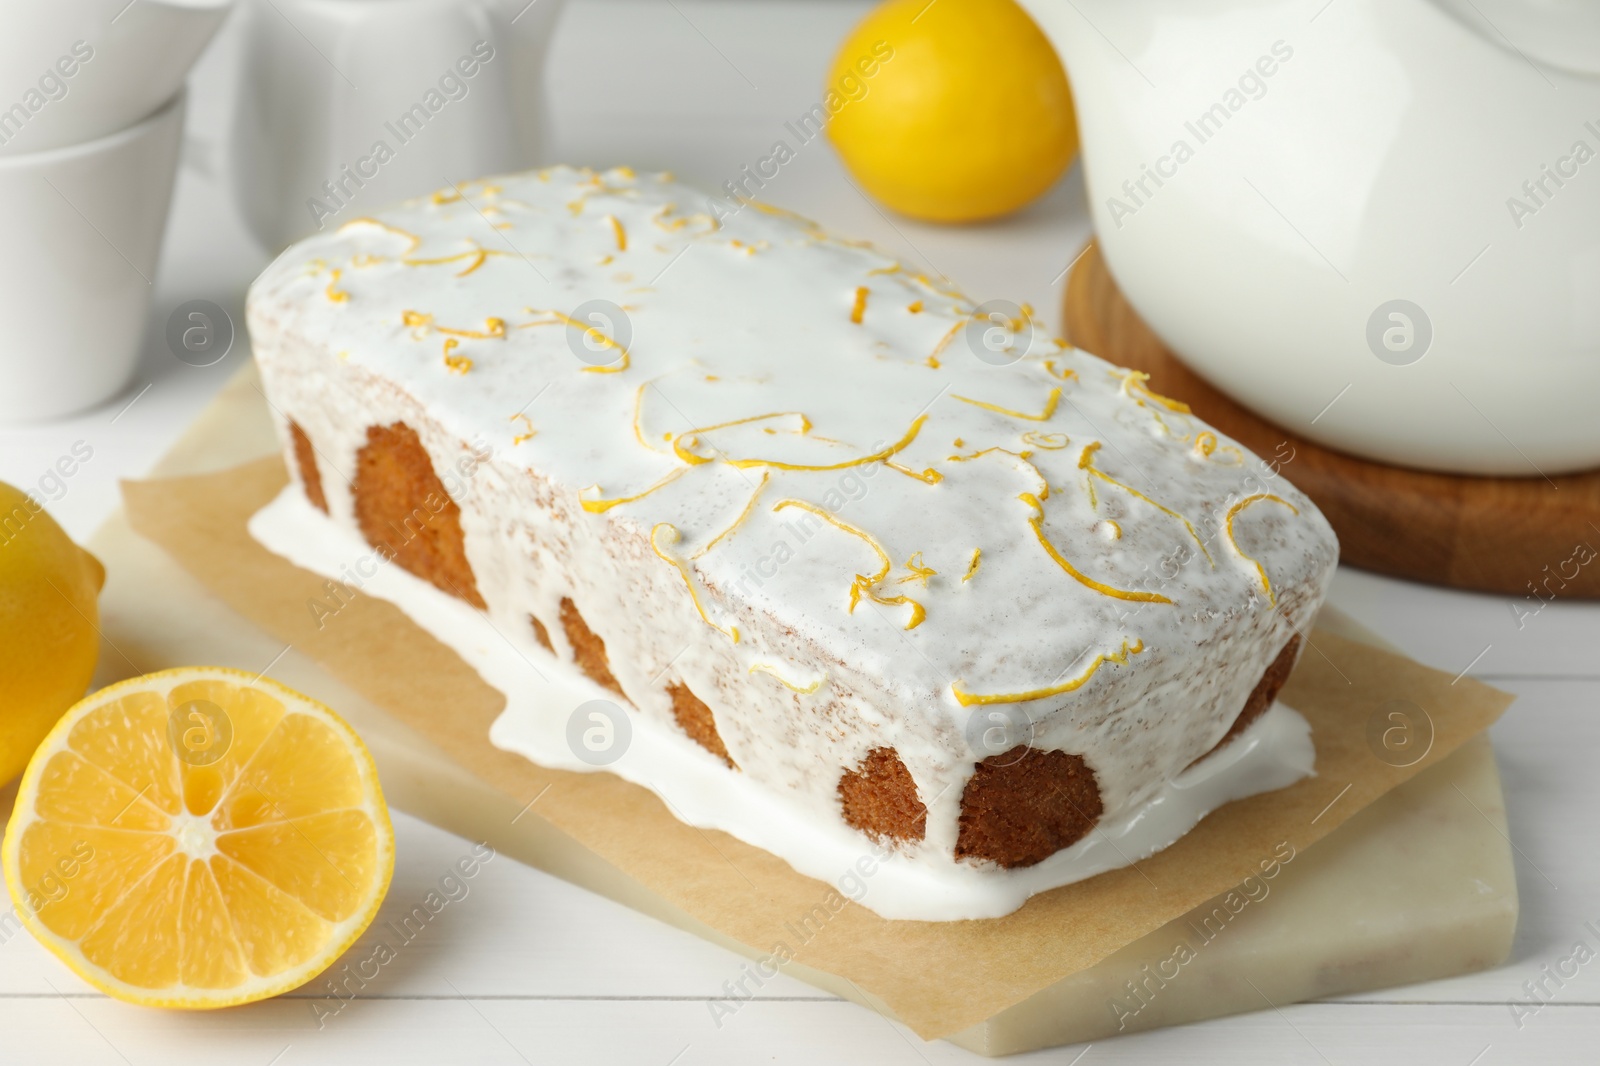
[{"xmin": 0, "ymin": 0, "xmax": 232, "ymax": 422}]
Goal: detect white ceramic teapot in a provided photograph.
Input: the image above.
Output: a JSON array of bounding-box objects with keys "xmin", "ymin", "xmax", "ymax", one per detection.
[
  {"xmin": 230, "ymin": 0, "xmax": 564, "ymax": 252},
  {"xmin": 1019, "ymin": 0, "xmax": 1600, "ymax": 476}
]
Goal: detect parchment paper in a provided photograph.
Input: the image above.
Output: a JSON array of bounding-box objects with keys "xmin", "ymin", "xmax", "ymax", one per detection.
[{"xmin": 122, "ymin": 458, "xmax": 1513, "ymax": 1039}]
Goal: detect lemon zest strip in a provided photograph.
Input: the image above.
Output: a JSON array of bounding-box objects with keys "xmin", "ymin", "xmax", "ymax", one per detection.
[
  {"xmin": 952, "ymin": 386, "xmax": 1061, "ymax": 423},
  {"xmin": 926, "ymin": 320, "xmax": 965, "ymax": 368},
  {"xmin": 403, "ymin": 243, "xmax": 508, "ymax": 276},
  {"xmin": 962, "ymin": 548, "xmax": 982, "ymax": 583},
  {"xmin": 631, "ymin": 383, "xmax": 672, "ymax": 455},
  {"xmin": 850, "ymin": 286, "xmax": 868, "ymax": 325},
  {"xmin": 442, "ymin": 338, "xmax": 471, "ymax": 374},
  {"xmin": 1224, "ymin": 494, "xmax": 1299, "ymax": 606},
  {"xmin": 773, "ymin": 499, "xmax": 890, "ymax": 580},
  {"xmin": 338, "ymin": 217, "xmax": 424, "ymax": 254},
  {"xmin": 405, "ymin": 311, "xmax": 506, "ymax": 340},
  {"xmin": 770, "ymin": 499, "xmax": 924, "ymax": 628},
  {"xmin": 857, "ymin": 586, "xmax": 927, "ymax": 629},
  {"xmin": 650, "ymin": 523, "xmax": 739, "ymax": 643},
  {"xmin": 883, "ymin": 460, "xmax": 943, "ymax": 484},
  {"xmin": 527, "ymin": 309, "xmax": 632, "ymax": 373},
  {"xmin": 948, "ymin": 447, "xmax": 1049, "ymax": 498},
  {"xmin": 693, "ymin": 471, "xmax": 770, "ymax": 558},
  {"xmin": 672, "ymin": 412, "xmax": 814, "ymax": 466},
  {"xmin": 1023, "ymin": 493, "xmax": 1172, "ymax": 604},
  {"xmin": 580, "ymin": 467, "xmax": 688, "ymax": 513},
  {"xmin": 1180, "ymin": 427, "xmax": 1245, "ymax": 465},
  {"xmin": 897, "ymin": 552, "xmax": 937, "ymax": 586},
  {"xmin": 652, "ymin": 202, "xmax": 721, "ymax": 234},
  {"xmin": 1118, "ymin": 370, "xmax": 1191, "ymax": 413},
  {"xmin": 952, "ymin": 639, "xmax": 1145, "ymax": 707},
  {"xmin": 1079, "ymin": 447, "xmax": 1214, "ymax": 567},
  {"xmin": 739, "ymin": 198, "xmax": 823, "ymax": 232},
  {"xmin": 676, "ymin": 414, "xmax": 929, "ymax": 473},
  {"xmin": 748, "ymin": 662, "xmax": 823, "ymax": 695}
]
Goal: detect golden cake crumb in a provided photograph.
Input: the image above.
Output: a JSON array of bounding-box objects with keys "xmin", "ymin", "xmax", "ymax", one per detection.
[
  {"xmin": 353, "ymin": 422, "xmax": 485, "ymax": 609},
  {"xmin": 289, "ymin": 421, "xmax": 328, "ymax": 514},
  {"xmin": 668, "ymin": 683, "xmax": 736, "ymax": 768},
  {"xmin": 839, "ymin": 748, "xmax": 927, "ymax": 843},
  {"xmin": 957, "ymin": 748, "xmax": 1103, "ymax": 868},
  {"xmin": 560, "ymin": 597, "xmax": 625, "ymax": 697}
]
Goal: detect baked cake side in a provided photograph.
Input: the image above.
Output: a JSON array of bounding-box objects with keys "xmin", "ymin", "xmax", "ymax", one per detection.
[{"xmin": 248, "ymin": 166, "xmax": 1337, "ymax": 872}]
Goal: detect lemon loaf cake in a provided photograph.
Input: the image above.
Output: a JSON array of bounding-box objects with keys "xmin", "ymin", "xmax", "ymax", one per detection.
[{"xmin": 247, "ymin": 166, "xmax": 1337, "ymax": 911}]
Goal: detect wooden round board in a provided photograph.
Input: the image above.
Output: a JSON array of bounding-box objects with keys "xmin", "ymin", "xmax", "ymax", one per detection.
[{"xmin": 1062, "ymin": 241, "xmax": 1600, "ymax": 600}]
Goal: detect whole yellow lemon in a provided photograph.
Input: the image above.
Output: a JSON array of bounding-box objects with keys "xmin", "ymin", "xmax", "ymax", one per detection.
[
  {"xmin": 825, "ymin": 0, "xmax": 1078, "ymax": 223},
  {"xmin": 0, "ymin": 481, "xmax": 104, "ymax": 786}
]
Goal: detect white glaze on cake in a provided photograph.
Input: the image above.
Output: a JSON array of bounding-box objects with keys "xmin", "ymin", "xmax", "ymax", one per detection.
[
  {"xmin": 251, "ymin": 484, "xmax": 1315, "ymax": 920},
  {"xmin": 246, "ymin": 165, "xmax": 1338, "ymax": 916}
]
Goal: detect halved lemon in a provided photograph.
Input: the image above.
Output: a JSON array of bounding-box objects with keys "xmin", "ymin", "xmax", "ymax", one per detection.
[{"xmin": 2, "ymin": 667, "xmax": 394, "ymax": 1009}]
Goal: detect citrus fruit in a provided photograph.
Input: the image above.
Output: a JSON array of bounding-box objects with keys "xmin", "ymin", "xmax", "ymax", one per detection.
[
  {"xmin": 825, "ymin": 0, "xmax": 1079, "ymax": 222},
  {"xmin": 0, "ymin": 480, "xmax": 105, "ymax": 787},
  {"xmin": 2, "ymin": 667, "xmax": 394, "ymax": 1009}
]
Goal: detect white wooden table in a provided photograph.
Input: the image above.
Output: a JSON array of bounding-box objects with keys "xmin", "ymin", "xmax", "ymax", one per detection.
[{"xmin": 2, "ymin": 3, "xmax": 1595, "ymax": 1062}]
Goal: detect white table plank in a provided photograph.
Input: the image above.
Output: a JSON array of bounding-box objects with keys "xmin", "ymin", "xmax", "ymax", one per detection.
[
  {"xmin": 1, "ymin": 998, "xmax": 1597, "ymax": 1065},
  {"xmin": 1327, "ymin": 569, "xmax": 1600, "ymax": 682}
]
